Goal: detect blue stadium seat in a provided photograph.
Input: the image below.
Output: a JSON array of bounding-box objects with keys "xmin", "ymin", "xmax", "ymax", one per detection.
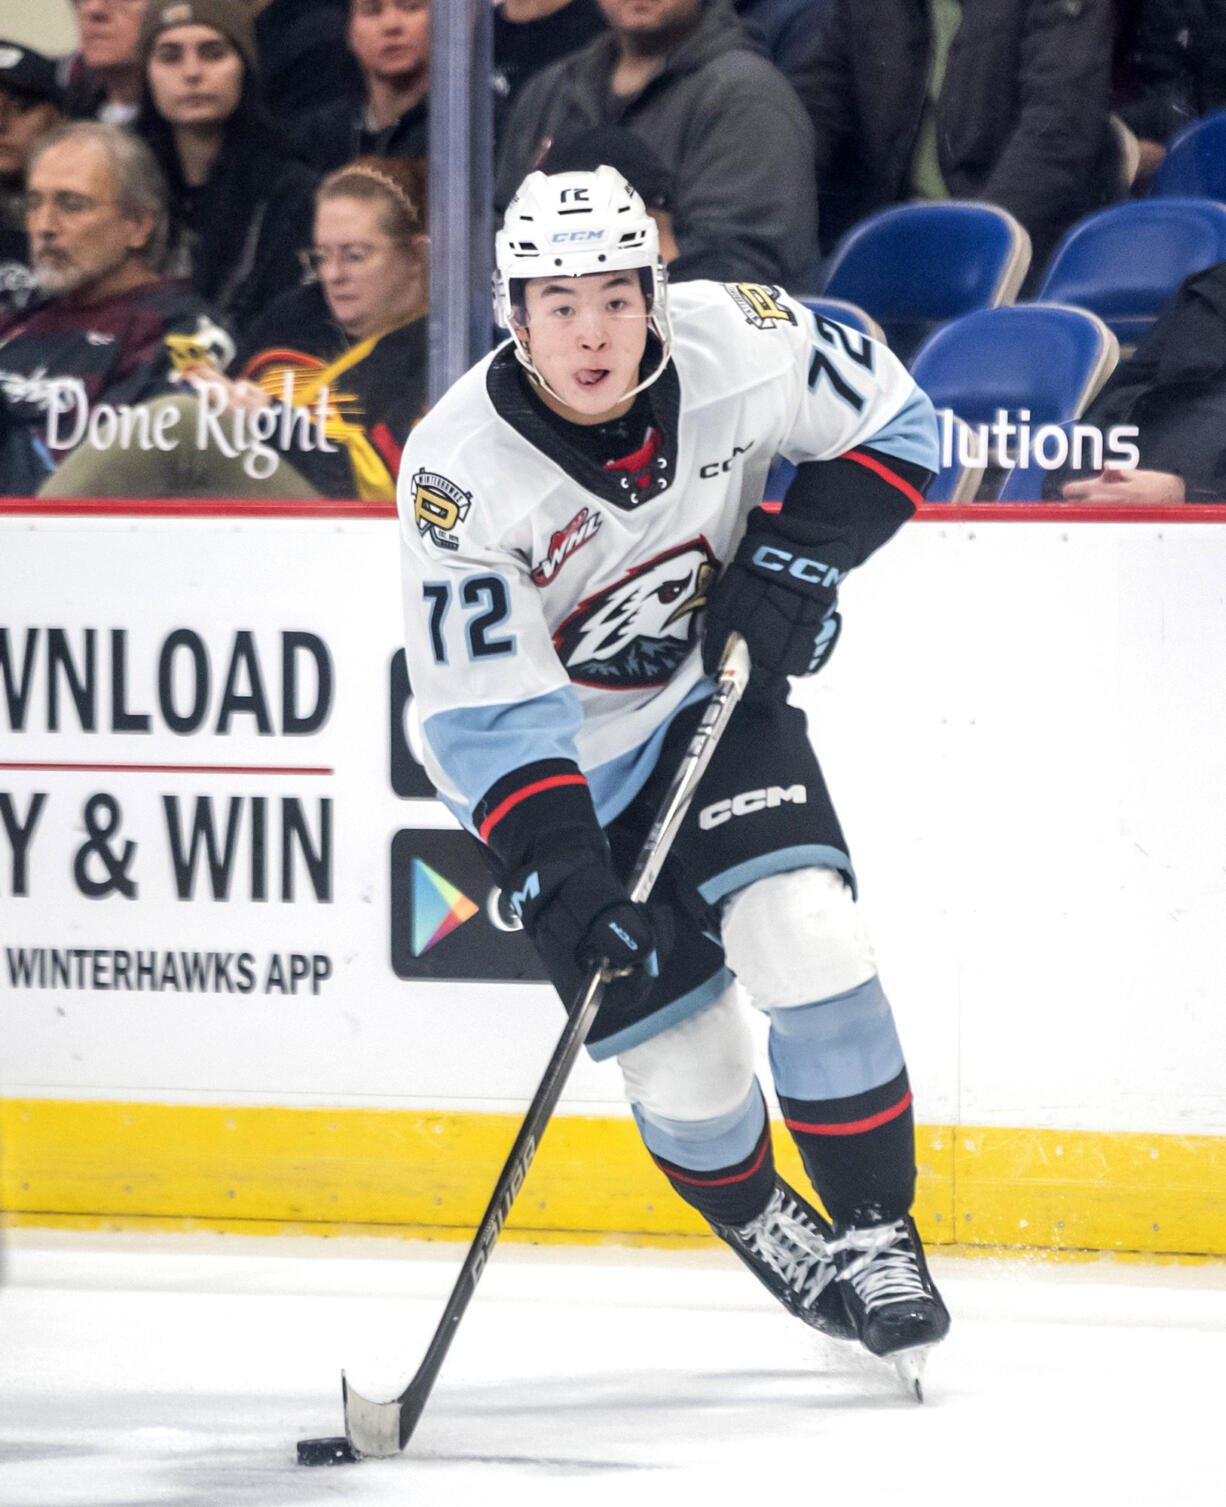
[
  {"xmin": 1035, "ymin": 198, "xmax": 1226, "ymax": 344},
  {"xmin": 821, "ymin": 202, "xmax": 1031, "ymax": 360},
  {"xmin": 1150, "ymin": 109, "xmax": 1226, "ymax": 199},
  {"xmin": 910, "ymin": 304, "xmax": 1119, "ymax": 502}
]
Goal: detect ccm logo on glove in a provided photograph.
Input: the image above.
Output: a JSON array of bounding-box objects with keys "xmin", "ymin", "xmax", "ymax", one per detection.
[{"xmin": 751, "ymin": 545, "xmax": 846, "ymax": 588}]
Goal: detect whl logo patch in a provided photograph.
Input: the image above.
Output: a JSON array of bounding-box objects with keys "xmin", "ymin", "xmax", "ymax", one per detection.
[{"xmin": 411, "ymin": 859, "xmax": 479, "ymax": 956}]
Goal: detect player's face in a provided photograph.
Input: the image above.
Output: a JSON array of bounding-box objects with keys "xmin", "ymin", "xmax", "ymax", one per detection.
[
  {"xmin": 147, "ymin": 26, "xmax": 244, "ymax": 127},
  {"xmin": 520, "ymin": 270, "xmax": 649, "ymax": 423}
]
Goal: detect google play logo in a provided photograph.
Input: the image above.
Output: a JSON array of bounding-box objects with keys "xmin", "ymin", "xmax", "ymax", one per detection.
[{"xmin": 411, "ymin": 858, "xmax": 480, "ymax": 956}]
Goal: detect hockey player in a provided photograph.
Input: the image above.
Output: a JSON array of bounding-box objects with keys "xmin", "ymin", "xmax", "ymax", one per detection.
[{"xmin": 397, "ymin": 166, "xmax": 950, "ymax": 1372}]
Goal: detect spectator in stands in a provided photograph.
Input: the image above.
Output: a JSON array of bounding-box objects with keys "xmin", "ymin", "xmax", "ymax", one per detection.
[
  {"xmin": 295, "ymin": 0, "xmax": 429, "ymax": 173},
  {"xmin": 794, "ymin": 0, "xmax": 1122, "ymax": 273},
  {"xmin": 244, "ymin": 0, "xmax": 364, "ymax": 124},
  {"xmin": 1052, "ymin": 260, "xmax": 1226, "ymax": 504},
  {"xmin": 63, "ymin": 0, "xmax": 148, "ymax": 125},
  {"xmin": 46, "ymin": 156, "xmax": 429, "ymax": 500},
  {"xmin": 135, "ymin": 0, "xmax": 318, "ymax": 340},
  {"xmin": 493, "ymin": 1, "xmax": 607, "ymax": 142},
  {"xmin": 0, "ymin": 122, "xmax": 226, "ymax": 495},
  {"xmin": 1113, "ymin": 0, "xmax": 1226, "ymax": 187},
  {"xmin": 734, "ymin": 0, "xmax": 832, "ymax": 78},
  {"xmin": 496, "ymin": 0, "xmax": 817, "ymax": 287},
  {"xmin": 0, "ymin": 44, "xmax": 66, "ymax": 316}
]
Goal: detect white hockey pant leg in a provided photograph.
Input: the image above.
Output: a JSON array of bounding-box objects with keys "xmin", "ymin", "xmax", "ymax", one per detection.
[{"xmin": 616, "ymin": 984, "xmax": 766, "ymax": 1179}]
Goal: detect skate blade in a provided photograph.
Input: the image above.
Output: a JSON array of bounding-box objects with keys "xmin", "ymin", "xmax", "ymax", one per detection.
[{"xmin": 891, "ymin": 1345, "xmax": 932, "ymax": 1403}]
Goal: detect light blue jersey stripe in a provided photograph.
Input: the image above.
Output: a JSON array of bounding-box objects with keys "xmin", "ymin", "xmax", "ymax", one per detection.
[
  {"xmin": 585, "ymin": 677, "xmax": 715, "ymax": 824},
  {"xmin": 698, "ymin": 845, "xmax": 856, "ymax": 905},
  {"xmin": 632, "ymin": 1085, "xmax": 766, "ymax": 1171},
  {"xmin": 767, "ymin": 976, "xmax": 905, "ymax": 1101},
  {"xmin": 867, "ymin": 385, "xmax": 940, "ymax": 473},
  {"xmin": 424, "ymin": 686, "xmax": 583, "ymax": 824}
]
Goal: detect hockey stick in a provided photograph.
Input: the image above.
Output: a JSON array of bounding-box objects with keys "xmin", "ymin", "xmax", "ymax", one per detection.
[{"xmin": 297, "ymin": 632, "xmax": 751, "ymax": 1466}]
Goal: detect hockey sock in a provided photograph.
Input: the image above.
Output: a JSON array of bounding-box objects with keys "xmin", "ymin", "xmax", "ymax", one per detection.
[
  {"xmin": 768, "ymin": 977, "xmax": 916, "ymax": 1225},
  {"xmin": 632, "ymin": 1083, "xmax": 776, "ymax": 1227}
]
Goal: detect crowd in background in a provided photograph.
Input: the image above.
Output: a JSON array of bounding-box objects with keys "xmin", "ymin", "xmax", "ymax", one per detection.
[{"xmin": 1, "ymin": 0, "xmax": 1225, "ymax": 500}]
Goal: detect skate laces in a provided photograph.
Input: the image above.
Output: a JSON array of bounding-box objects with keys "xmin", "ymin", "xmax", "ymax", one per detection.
[
  {"xmin": 737, "ymin": 1188, "xmax": 836, "ymax": 1305},
  {"xmin": 831, "ymin": 1220, "xmax": 927, "ymax": 1312}
]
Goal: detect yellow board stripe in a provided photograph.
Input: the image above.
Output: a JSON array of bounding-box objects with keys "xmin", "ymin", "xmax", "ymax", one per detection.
[{"xmin": 2, "ymin": 1099, "xmax": 1223, "ymax": 1255}]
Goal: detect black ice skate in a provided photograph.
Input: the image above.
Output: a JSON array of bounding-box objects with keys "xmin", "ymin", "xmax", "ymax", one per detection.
[
  {"xmin": 712, "ymin": 1179, "xmax": 856, "ymax": 1341},
  {"xmin": 831, "ymin": 1213, "xmax": 950, "ymax": 1399}
]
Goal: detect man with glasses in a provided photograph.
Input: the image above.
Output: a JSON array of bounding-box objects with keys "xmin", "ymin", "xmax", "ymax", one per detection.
[
  {"xmin": 0, "ymin": 43, "xmax": 66, "ymax": 316},
  {"xmin": 0, "ymin": 121, "xmax": 226, "ymax": 494}
]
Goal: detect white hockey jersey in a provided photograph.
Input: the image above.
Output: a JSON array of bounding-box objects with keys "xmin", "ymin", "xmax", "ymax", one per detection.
[{"xmin": 397, "ymin": 280, "xmax": 938, "ymax": 830}]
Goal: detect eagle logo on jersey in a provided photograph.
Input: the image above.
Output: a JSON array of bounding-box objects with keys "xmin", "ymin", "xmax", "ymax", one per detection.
[
  {"xmin": 531, "ymin": 507, "xmax": 603, "ymax": 586},
  {"xmin": 553, "ymin": 539, "xmax": 717, "ymax": 688},
  {"xmin": 412, "ymin": 469, "xmax": 472, "ymax": 551},
  {"xmin": 727, "ymin": 283, "xmax": 797, "ymax": 330}
]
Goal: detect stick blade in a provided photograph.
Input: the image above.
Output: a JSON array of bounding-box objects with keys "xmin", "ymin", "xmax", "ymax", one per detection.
[
  {"xmin": 297, "ymin": 1435, "xmax": 360, "ymax": 1467},
  {"xmin": 343, "ymin": 1371, "xmax": 406, "ymax": 1457}
]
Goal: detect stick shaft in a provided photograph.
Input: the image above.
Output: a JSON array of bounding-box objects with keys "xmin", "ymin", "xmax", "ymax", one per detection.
[{"xmin": 366, "ymin": 636, "xmax": 748, "ymax": 1452}]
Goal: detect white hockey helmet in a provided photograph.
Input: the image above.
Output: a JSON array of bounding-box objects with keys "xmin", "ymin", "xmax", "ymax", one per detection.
[{"xmin": 493, "ymin": 165, "xmax": 672, "ymax": 400}]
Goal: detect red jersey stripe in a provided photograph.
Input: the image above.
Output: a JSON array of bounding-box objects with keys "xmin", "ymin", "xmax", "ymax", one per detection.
[
  {"xmin": 478, "ymin": 772, "xmax": 589, "ymax": 843},
  {"xmin": 654, "ymin": 1133, "xmax": 771, "ymax": 1188},
  {"xmin": 784, "ymin": 1088, "xmax": 913, "ymax": 1138},
  {"xmin": 843, "ymin": 449, "xmax": 925, "ymax": 508}
]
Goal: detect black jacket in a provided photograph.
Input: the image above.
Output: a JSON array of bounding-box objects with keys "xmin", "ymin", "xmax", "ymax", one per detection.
[
  {"xmin": 496, "ymin": 0, "xmax": 817, "ymax": 287},
  {"xmin": 293, "ymin": 96, "xmax": 428, "ymax": 174},
  {"xmin": 1046, "ymin": 260, "xmax": 1226, "ymax": 500},
  {"xmin": 167, "ymin": 145, "xmax": 318, "ymax": 342},
  {"xmin": 795, "ymin": 0, "xmax": 1121, "ymax": 264},
  {"xmin": 1115, "ymin": 0, "xmax": 1226, "ymax": 144},
  {"xmin": 254, "ymin": 0, "xmax": 363, "ymax": 122}
]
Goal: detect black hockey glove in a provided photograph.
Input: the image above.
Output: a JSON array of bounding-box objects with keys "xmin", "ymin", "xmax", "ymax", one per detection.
[
  {"xmin": 702, "ymin": 508, "xmax": 849, "ymax": 697},
  {"xmin": 505, "ymin": 848, "xmax": 661, "ymax": 1004}
]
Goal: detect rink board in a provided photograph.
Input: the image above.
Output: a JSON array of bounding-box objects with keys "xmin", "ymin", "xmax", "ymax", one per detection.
[{"xmin": 2, "ymin": 500, "xmax": 1225, "ymax": 1254}]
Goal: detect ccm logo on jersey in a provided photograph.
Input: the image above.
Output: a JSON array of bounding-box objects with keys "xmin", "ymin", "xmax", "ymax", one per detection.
[
  {"xmin": 700, "ymin": 441, "xmax": 755, "ymax": 478},
  {"xmin": 699, "ymin": 785, "xmax": 808, "ymax": 829},
  {"xmin": 752, "ymin": 545, "xmax": 846, "ymax": 589},
  {"xmin": 727, "ymin": 282, "xmax": 797, "ymax": 330},
  {"xmin": 412, "ymin": 468, "xmax": 471, "ymax": 551}
]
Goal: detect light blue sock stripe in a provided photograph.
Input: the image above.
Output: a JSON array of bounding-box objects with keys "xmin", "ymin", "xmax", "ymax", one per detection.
[
  {"xmin": 697, "ymin": 844, "xmax": 857, "ymax": 905},
  {"xmin": 632, "ymin": 1084, "xmax": 766, "ymax": 1171},
  {"xmin": 767, "ymin": 976, "xmax": 906, "ymax": 1102},
  {"xmin": 586, "ymin": 965, "xmax": 735, "ymax": 1061}
]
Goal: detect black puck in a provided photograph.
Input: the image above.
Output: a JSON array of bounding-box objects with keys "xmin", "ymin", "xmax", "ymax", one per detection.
[{"xmin": 297, "ymin": 1435, "xmax": 361, "ymax": 1467}]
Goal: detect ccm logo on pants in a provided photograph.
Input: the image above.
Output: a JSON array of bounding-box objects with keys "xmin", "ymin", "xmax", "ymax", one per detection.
[{"xmin": 699, "ymin": 785, "xmax": 807, "ymax": 830}]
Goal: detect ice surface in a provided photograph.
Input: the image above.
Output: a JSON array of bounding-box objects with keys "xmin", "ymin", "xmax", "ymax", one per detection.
[{"xmin": 1, "ymin": 1228, "xmax": 1221, "ymax": 1507}]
